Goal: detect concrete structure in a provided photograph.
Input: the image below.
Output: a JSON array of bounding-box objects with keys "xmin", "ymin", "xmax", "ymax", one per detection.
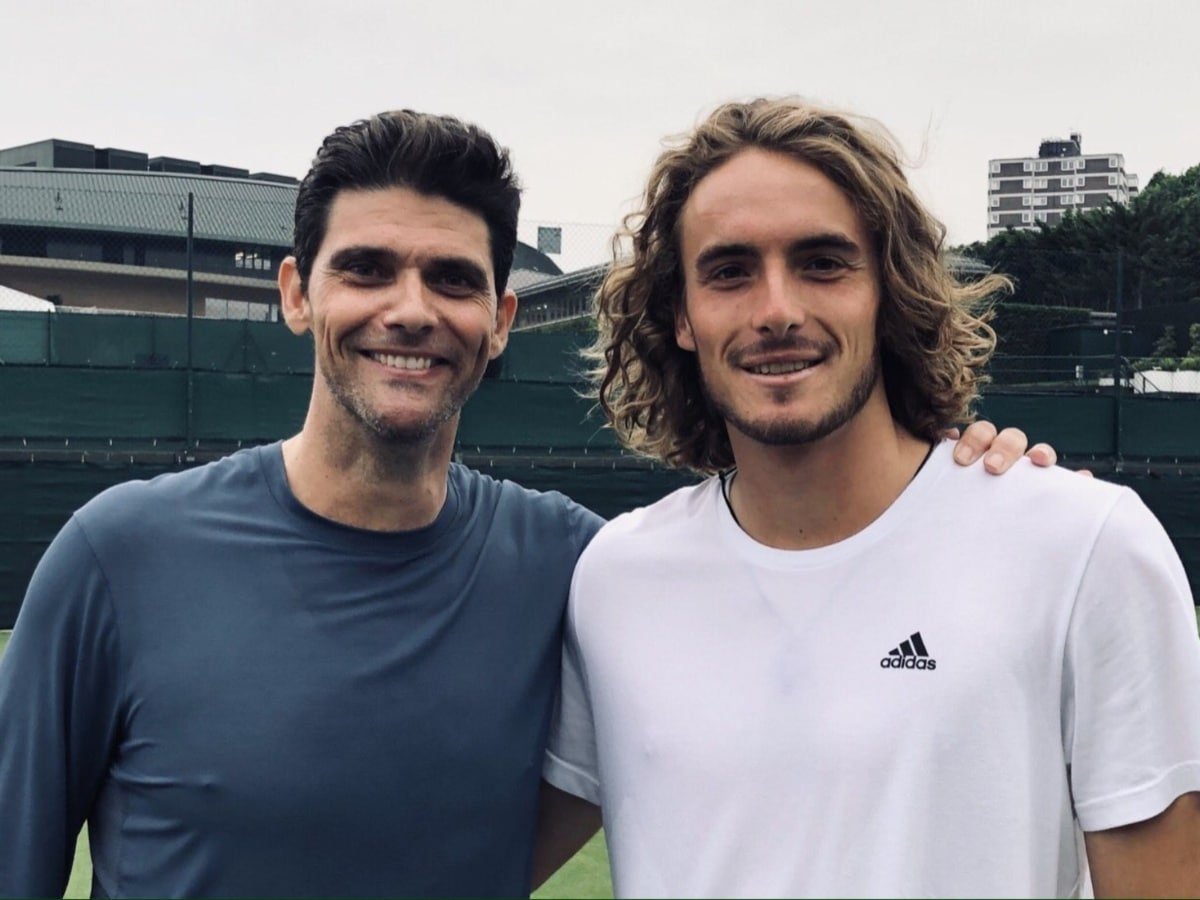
[
  {"xmin": 988, "ymin": 133, "xmax": 1139, "ymax": 237},
  {"xmin": 0, "ymin": 139, "xmax": 561, "ymax": 318}
]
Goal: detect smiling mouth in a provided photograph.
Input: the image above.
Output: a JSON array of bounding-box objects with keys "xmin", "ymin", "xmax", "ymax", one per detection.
[
  {"xmin": 746, "ymin": 360, "xmax": 821, "ymax": 376},
  {"xmin": 364, "ymin": 351, "xmax": 440, "ymax": 371}
]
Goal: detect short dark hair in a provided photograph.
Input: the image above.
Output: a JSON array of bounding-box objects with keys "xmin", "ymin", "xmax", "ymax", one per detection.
[{"xmin": 293, "ymin": 110, "xmax": 522, "ymax": 295}]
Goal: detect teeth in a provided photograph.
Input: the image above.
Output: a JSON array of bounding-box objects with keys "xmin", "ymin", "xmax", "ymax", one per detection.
[
  {"xmin": 371, "ymin": 353, "xmax": 433, "ymax": 370},
  {"xmin": 750, "ymin": 361, "xmax": 815, "ymax": 375}
]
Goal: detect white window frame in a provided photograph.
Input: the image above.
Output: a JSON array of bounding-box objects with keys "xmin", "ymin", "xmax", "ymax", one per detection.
[
  {"xmin": 1107, "ymin": 174, "xmax": 1118, "ymax": 186},
  {"xmin": 1061, "ymin": 176, "xmax": 1073, "ymax": 189},
  {"xmin": 990, "ymin": 161, "xmax": 1001, "ymax": 174},
  {"xmin": 990, "ymin": 196, "xmax": 1000, "ymax": 208},
  {"xmin": 989, "ymin": 212, "xmax": 1000, "ymax": 224},
  {"xmin": 1032, "ymin": 196, "xmax": 1048, "ymax": 207},
  {"xmin": 1022, "ymin": 177, "xmax": 1033, "ymax": 189},
  {"xmin": 989, "ymin": 179, "xmax": 1000, "ymax": 191},
  {"xmin": 1034, "ymin": 177, "xmax": 1048, "ymax": 188},
  {"xmin": 1021, "ymin": 195, "xmax": 1033, "ymax": 206},
  {"xmin": 1021, "ymin": 212, "xmax": 1033, "ymax": 223},
  {"xmin": 1033, "ymin": 160, "xmax": 1048, "ymax": 172},
  {"xmin": 1109, "ymin": 155, "xmax": 1121, "ymax": 168},
  {"xmin": 1035, "ymin": 211, "xmax": 1048, "ymax": 222},
  {"xmin": 1022, "ymin": 160, "xmax": 1034, "ymax": 172}
]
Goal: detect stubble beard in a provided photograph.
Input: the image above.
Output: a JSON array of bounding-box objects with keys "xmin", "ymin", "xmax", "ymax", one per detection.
[
  {"xmin": 320, "ymin": 359, "xmax": 482, "ymax": 446},
  {"xmin": 704, "ymin": 349, "xmax": 881, "ymax": 448}
]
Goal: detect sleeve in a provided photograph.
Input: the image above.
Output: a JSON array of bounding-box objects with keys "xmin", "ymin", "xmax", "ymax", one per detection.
[
  {"xmin": 1064, "ymin": 489, "xmax": 1200, "ymax": 833},
  {"xmin": 0, "ymin": 517, "xmax": 124, "ymax": 897},
  {"xmin": 542, "ymin": 551, "xmax": 602, "ymax": 806}
]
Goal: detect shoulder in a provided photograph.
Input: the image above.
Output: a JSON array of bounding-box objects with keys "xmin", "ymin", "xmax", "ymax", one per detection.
[
  {"xmin": 449, "ymin": 463, "xmax": 605, "ymax": 550},
  {"xmin": 938, "ymin": 450, "xmax": 1128, "ymax": 533},
  {"xmin": 575, "ymin": 477, "xmax": 715, "ymax": 573},
  {"xmin": 74, "ymin": 445, "xmax": 269, "ymax": 541}
]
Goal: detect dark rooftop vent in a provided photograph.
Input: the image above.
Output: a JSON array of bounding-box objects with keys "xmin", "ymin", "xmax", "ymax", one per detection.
[
  {"xmin": 202, "ymin": 164, "xmax": 250, "ymax": 179},
  {"xmin": 96, "ymin": 148, "xmax": 148, "ymax": 171},
  {"xmin": 1038, "ymin": 134, "xmax": 1082, "ymax": 158},
  {"xmin": 148, "ymin": 156, "xmax": 202, "ymax": 174},
  {"xmin": 249, "ymin": 171, "xmax": 300, "ymax": 185}
]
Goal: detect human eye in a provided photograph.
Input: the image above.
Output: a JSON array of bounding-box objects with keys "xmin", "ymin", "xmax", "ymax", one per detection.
[
  {"xmin": 335, "ymin": 256, "xmax": 389, "ymax": 284},
  {"xmin": 428, "ymin": 264, "xmax": 486, "ymax": 297},
  {"xmin": 803, "ymin": 255, "xmax": 849, "ymax": 279},
  {"xmin": 702, "ymin": 262, "xmax": 751, "ymax": 288}
]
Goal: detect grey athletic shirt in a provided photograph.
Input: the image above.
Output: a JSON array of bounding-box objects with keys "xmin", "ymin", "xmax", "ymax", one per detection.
[{"xmin": 0, "ymin": 444, "xmax": 602, "ymax": 897}]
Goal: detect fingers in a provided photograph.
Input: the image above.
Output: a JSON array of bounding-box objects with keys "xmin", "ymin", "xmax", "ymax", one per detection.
[
  {"xmin": 952, "ymin": 421, "xmax": 1031, "ymax": 474},
  {"xmin": 951, "ymin": 420, "xmax": 998, "ymax": 467},
  {"xmin": 1026, "ymin": 443, "xmax": 1057, "ymax": 468},
  {"xmin": 981, "ymin": 427, "xmax": 1031, "ymax": 474}
]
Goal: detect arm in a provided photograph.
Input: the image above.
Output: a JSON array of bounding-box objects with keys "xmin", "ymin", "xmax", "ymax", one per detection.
[
  {"xmin": 0, "ymin": 518, "xmax": 122, "ymax": 896},
  {"xmin": 1085, "ymin": 792, "xmax": 1200, "ymax": 897},
  {"xmin": 950, "ymin": 421, "xmax": 1058, "ymax": 473},
  {"xmin": 1066, "ymin": 492, "xmax": 1200, "ymax": 897},
  {"xmin": 531, "ymin": 780, "xmax": 603, "ymax": 889}
]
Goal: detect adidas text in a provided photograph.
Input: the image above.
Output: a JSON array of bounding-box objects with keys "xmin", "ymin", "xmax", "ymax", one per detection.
[{"xmin": 879, "ymin": 656, "xmax": 937, "ymax": 670}]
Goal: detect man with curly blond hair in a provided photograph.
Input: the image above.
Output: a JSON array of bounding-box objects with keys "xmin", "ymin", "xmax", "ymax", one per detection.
[{"xmin": 539, "ymin": 99, "xmax": 1200, "ymax": 897}]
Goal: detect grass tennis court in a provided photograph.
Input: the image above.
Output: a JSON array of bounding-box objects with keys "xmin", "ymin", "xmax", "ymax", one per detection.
[{"xmin": 7, "ymin": 612, "xmax": 1200, "ymax": 897}]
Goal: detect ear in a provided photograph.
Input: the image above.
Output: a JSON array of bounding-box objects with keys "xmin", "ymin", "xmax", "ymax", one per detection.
[
  {"xmin": 489, "ymin": 289, "xmax": 518, "ymax": 359},
  {"xmin": 279, "ymin": 256, "xmax": 312, "ymax": 336},
  {"xmin": 674, "ymin": 302, "xmax": 696, "ymax": 352}
]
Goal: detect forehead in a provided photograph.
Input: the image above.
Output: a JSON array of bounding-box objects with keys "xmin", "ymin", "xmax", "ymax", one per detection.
[
  {"xmin": 320, "ymin": 186, "xmax": 492, "ymax": 265},
  {"xmin": 679, "ymin": 148, "xmax": 869, "ymax": 258}
]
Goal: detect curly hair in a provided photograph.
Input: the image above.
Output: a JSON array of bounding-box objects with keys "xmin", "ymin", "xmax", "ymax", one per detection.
[{"xmin": 589, "ymin": 98, "xmax": 1008, "ymax": 474}]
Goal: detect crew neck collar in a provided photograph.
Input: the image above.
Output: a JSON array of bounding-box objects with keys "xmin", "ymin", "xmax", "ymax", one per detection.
[
  {"xmin": 714, "ymin": 439, "xmax": 952, "ymax": 570},
  {"xmin": 256, "ymin": 441, "xmax": 462, "ymax": 555}
]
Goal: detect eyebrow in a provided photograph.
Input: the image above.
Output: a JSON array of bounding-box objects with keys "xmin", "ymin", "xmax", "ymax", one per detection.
[
  {"xmin": 326, "ymin": 245, "xmax": 491, "ymax": 286},
  {"xmin": 693, "ymin": 232, "xmax": 865, "ymax": 271}
]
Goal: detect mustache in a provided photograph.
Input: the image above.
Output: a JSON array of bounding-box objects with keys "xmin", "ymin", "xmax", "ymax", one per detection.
[{"xmin": 730, "ymin": 336, "xmax": 833, "ymax": 364}]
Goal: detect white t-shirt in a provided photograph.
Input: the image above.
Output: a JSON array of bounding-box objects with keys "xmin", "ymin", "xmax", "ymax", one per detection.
[{"xmin": 545, "ymin": 442, "xmax": 1200, "ymax": 898}]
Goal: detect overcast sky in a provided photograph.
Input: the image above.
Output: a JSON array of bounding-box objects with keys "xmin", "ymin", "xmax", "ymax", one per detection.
[{"xmin": 3, "ymin": 0, "xmax": 1197, "ymax": 265}]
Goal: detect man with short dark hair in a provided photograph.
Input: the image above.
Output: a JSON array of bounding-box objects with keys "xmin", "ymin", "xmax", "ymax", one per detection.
[
  {"xmin": 0, "ymin": 110, "xmax": 605, "ymax": 898},
  {"xmin": 543, "ymin": 99, "xmax": 1200, "ymax": 897},
  {"xmin": 0, "ymin": 109, "xmax": 1037, "ymax": 897}
]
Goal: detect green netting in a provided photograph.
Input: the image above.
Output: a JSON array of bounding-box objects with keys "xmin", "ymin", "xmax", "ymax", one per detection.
[
  {"xmin": 494, "ymin": 332, "xmax": 590, "ymax": 384},
  {"xmin": 42, "ymin": 312, "xmax": 314, "ymax": 373},
  {"xmin": 2, "ymin": 459, "xmax": 1197, "ymax": 630},
  {"xmin": 0, "ymin": 311, "xmax": 51, "ymax": 364},
  {"xmin": 190, "ymin": 319, "xmax": 312, "ymax": 373},
  {"xmin": 193, "ymin": 372, "xmax": 310, "ymax": 441},
  {"xmin": 975, "ymin": 393, "xmax": 1116, "ymax": 456},
  {"xmin": 51, "ymin": 314, "xmax": 163, "ymax": 367},
  {"xmin": 457, "ymin": 380, "xmax": 617, "ymax": 450},
  {"xmin": 1122, "ymin": 397, "xmax": 1200, "ymax": 458},
  {"xmin": 0, "ymin": 367, "xmax": 187, "ymax": 439}
]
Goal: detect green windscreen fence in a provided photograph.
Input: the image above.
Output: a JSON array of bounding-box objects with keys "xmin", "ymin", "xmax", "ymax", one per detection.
[
  {"xmin": 2, "ymin": 458, "xmax": 1197, "ymax": 629},
  {"xmin": 2, "ymin": 312, "xmax": 1199, "ymax": 626},
  {"xmin": 0, "ymin": 310, "xmax": 314, "ymax": 373}
]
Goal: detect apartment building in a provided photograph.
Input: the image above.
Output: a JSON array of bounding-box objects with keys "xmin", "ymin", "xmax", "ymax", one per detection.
[{"xmin": 987, "ymin": 133, "xmax": 1138, "ymax": 237}]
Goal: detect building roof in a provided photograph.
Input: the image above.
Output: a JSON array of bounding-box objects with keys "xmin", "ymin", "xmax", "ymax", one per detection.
[
  {"xmin": 0, "ymin": 283, "xmax": 56, "ymax": 311},
  {"xmin": 0, "ymin": 167, "xmax": 297, "ymax": 246}
]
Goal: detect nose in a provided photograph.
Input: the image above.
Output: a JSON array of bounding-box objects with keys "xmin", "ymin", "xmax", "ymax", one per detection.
[
  {"xmin": 750, "ymin": 262, "xmax": 805, "ymax": 336},
  {"xmin": 379, "ymin": 269, "xmax": 437, "ymax": 333}
]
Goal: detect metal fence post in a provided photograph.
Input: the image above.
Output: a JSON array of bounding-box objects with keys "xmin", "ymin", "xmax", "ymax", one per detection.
[{"xmin": 186, "ymin": 192, "xmax": 195, "ymax": 451}]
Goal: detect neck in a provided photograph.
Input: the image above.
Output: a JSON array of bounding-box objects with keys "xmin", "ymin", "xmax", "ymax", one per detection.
[
  {"xmin": 726, "ymin": 392, "xmax": 932, "ymax": 550},
  {"xmin": 282, "ymin": 408, "xmax": 457, "ymax": 533}
]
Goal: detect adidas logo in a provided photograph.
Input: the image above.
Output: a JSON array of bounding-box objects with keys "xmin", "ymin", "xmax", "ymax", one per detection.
[{"xmin": 880, "ymin": 631, "xmax": 937, "ymax": 670}]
